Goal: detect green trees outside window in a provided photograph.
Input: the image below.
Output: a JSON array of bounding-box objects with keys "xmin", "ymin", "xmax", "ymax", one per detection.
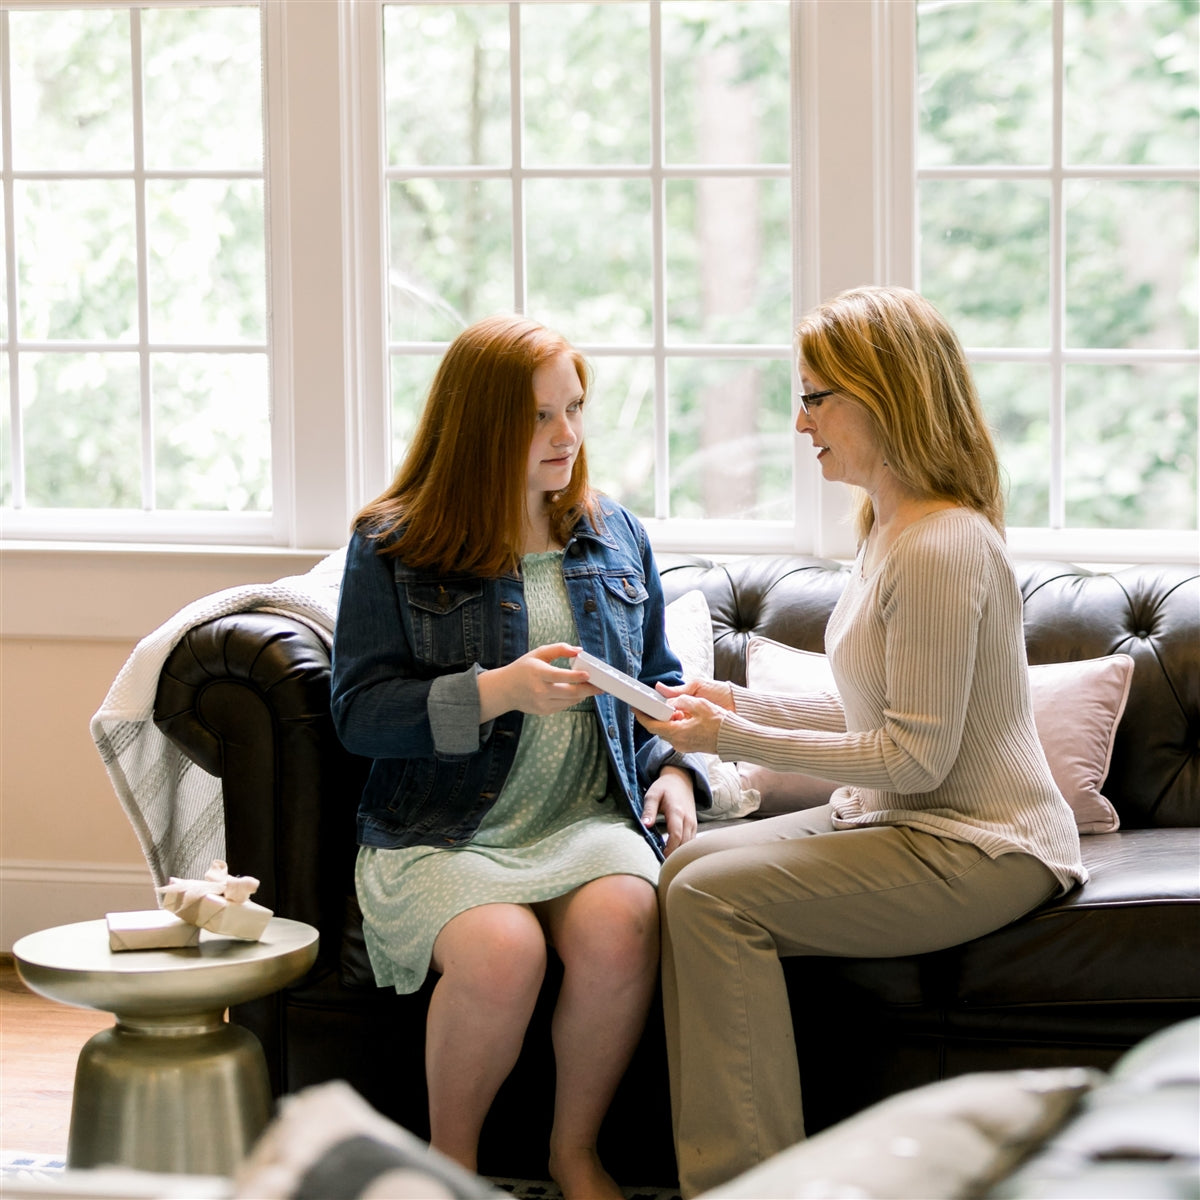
[{"xmin": 2, "ymin": 1, "xmax": 1196, "ymax": 542}]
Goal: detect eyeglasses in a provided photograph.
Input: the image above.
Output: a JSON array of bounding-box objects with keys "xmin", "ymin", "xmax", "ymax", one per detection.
[{"xmin": 797, "ymin": 389, "xmax": 835, "ymax": 416}]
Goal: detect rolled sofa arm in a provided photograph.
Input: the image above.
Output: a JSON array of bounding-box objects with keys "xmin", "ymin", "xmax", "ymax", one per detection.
[{"xmin": 153, "ymin": 611, "xmax": 368, "ymax": 962}]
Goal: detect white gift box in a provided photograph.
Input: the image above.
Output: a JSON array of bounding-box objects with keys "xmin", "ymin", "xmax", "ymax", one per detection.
[
  {"xmin": 198, "ymin": 897, "xmax": 273, "ymax": 941},
  {"xmin": 106, "ymin": 909, "xmax": 201, "ymax": 952},
  {"xmin": 155, "ymin": 859, "xmax": 274, "ymax": 942}
]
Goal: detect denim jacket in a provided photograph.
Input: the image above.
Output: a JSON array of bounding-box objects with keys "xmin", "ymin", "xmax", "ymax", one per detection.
[{"xmin": 331, "ymin": 499, "xmax": 712, "ymax": 860}]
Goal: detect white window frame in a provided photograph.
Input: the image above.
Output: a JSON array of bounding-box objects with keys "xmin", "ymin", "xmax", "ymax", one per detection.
[
  {"xmin": 352, "ymin": 0, "xmax": 1196, "ymax": 565},
  {"xmin": 1, "ymin": 0, "xmax": 1195, "ymax": 644},
  {"xmin": 2, "ymin": 1, "xmax": 269, "ymax": 544},
  {"xmin": 908, "ymin": 0, "xmax": 1199, "ymax": 565}
]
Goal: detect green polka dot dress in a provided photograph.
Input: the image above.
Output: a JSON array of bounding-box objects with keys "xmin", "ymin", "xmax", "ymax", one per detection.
[{"xmin": 356, "ymin": 550, "xmax": 662, "ymax": 994}]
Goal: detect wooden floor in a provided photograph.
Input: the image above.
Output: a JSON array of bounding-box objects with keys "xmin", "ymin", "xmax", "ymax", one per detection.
[{"xmin": 0, "ymin": 953, "xmax": 112, "ymax": 1156}]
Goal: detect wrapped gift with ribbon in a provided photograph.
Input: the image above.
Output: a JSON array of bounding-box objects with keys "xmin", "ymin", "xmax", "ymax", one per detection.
[{"xmin": 155, "ymin": 858, "xmax": 273, "ymax": 941}]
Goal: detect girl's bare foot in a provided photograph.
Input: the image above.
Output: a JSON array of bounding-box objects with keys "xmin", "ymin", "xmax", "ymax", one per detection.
[{"xmin": 548, "ymin": 1145, "xmax": 625, "ymax": 1200}]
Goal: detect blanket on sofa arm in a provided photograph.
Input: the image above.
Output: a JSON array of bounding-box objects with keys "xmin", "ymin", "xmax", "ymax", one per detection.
[{"xmin": 90, "ymin": 549, "xmax": 345, "ymax": 885}]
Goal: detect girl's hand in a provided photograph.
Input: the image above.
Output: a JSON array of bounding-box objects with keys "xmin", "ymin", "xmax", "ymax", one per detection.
[
  {"xmin": 478, "ymin": 643, "xmax": 599, "ymax": 721},
  {"xmin": 640, "ymin": 766, "xmax": 697, "ymax": 855},
  {"xmin": 636, "ymin": 692, "xmax": 726, "ymax": 755},
  {"xmin": 655, "ymin": 677, "xmax": 735, "ymax": 711}
]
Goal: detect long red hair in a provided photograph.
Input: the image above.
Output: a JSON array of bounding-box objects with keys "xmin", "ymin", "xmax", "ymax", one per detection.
[{"xmin": 354, "ymin": 315, "xmax": 599, "ymax": 576}]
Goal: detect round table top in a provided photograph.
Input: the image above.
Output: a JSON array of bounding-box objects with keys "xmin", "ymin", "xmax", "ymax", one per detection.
[{"xmin": 13, "ymin": 916, "xmax": 319, "ymax": 1019}]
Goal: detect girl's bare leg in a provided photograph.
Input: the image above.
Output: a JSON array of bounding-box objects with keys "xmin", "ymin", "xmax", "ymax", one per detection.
[
  {"xmin": 536, "ymin": 875, "xmax": 660, "ymax": 1200},
  {"xmin": 427, "ymin": 903, "xmax": 548, "ymax": 1172}
]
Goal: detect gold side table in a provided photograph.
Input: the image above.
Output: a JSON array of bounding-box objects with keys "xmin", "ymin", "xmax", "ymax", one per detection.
[{"xmin": 13, "ymin": 916, "xmax": 318, "ymax": 1176}]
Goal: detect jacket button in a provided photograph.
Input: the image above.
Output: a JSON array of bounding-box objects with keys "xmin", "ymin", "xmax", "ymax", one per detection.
[
  {"xmin": 584, "ymin": 598, "xmax": 598, "ymax": 613},
  {"xmin": 608, "ymin": 725, "xmax": 617, "ymax": 737}
]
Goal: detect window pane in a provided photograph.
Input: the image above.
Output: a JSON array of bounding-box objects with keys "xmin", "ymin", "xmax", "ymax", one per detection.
[
  {"xmin": 17, "ymin": 180, "xmax": 138, "ymax": 342},
  {"xmin": 666, "ymin": 177, "xmax": 791, "ymax": 344},
  {"xmin": 667, "ymin": 358, "xmax": 792, "ymax": 520},
  {"xmin": 380, "ymin": 2, "xmax": 798, "ymax": 535},
  {"xmin": 153, "ymin": 354, "xmax": 270, "ymax": 511},
  {"xmin": 4, "ymin": 5, "xmax": 270, "ymax": 525},
  {"xmin": 521, "ymin": 3, "xmax": 650, "ymax": 166},
  {"xmin": 1065, "ymin": 180, "xmax": 1199, "ymax": 350},
  {"xmin": 21, "ymin": 353, "xmax": 141, "ymax": 508},
  {"xmin": 583, "ymin": 356, "xmax": 656, "ymax": 514},
  {"xmin": 663, "ymin": 1, "xmax": 790, "ymax": 165},
  {"xmin": 525, "ymin": 179, "xmax": 653, "ymax": 343},
  {"xmin": 142, "ymin": 7, "xmax": 263, "ymax": 171},
  {"xmin": 388, "ymin": 180, "xmax": 514, "ymax": 342},
  {"xmin": 919, "ymin": 179, "xmax": 1050, "ymax": 348},
  {"xmin": 1065, "ymin": 363, "xmax": 1198, "ymax": 529},
  {"xmin": 10, "ymin": 9, "xmax": 132, "ymax": 171},
  {"xmin": 1064, "ymin": 0, "xmax": 1200, "ymax": 166},
  {"xmin": 973, "ymin": 361, "xmax": 1052, "ymax": 528},
  {"xmin": 383, "ymin": 4, "xmax": 511, "ymax": 167},
  {"xmin": 147, "ymin": 180, "xmax": 267, "ymax": 344},
  {"xmin": 917, "ymin": 0, "xmax": 1052, "ymax": 166}
]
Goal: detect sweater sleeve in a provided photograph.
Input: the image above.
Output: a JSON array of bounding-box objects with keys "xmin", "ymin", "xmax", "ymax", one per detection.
[
  {"xmin": 730, "ymin": 684, "xmax": 847, "ymax": 733},
  {"xmin": 716, "ymin": 518, "xmax": 988, "ymax": 793}
]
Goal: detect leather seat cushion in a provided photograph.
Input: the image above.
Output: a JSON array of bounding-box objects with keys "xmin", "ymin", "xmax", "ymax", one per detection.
[{"xmin": 950, "ymin": 829, "xmax": 1200, "ymax": 1005}]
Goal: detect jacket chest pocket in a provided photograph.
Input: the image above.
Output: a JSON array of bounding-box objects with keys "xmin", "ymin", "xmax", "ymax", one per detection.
[
  {"xmin": 597, "ymin": 572, "xmax": 650, "ymax": 663},
  {"xmin": 403, "ymin": 580, "xmax": 484, "ymax": 668}
]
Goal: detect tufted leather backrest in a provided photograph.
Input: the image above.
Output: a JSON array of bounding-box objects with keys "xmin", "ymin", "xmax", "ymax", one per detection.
[{"xmin": 658, "ymin": 555, "xmax": 1199, "ymax": 832}]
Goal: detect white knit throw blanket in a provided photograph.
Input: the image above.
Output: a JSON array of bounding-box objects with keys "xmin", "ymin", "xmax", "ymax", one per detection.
[{"xmin": 91, "ymin": 548, "xmax": 346, "ymax": 886}]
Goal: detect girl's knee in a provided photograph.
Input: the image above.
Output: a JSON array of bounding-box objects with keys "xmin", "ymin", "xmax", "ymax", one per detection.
[
  {"xmin": 438, "ymin": 908, "xmax": 547, "ymax": 1001},
  {"xmin": 557, "ymin": 882, "xmax": 659, "ymax": 979}
]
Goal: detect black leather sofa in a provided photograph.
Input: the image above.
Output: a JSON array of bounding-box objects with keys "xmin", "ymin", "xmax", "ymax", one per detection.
[{"xmin": 152, "ymin": 555, "xmax": 1200, "ymax": 1186}]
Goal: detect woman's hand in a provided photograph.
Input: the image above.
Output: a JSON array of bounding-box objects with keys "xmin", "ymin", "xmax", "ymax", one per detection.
[
  {"xmin": 655, "ymin": 677, "xmax": 735, "ymax": 711},
  {"xmin": 636, "ymin": 692, "xmax": 727, "ymax": 755},
  {"xmin": 640, "ymin": 766, "xmax": 697, "ymax": 856},
  {"xmin": 478, "ymin": 643, "xmax": 599, "ymax": 721}
]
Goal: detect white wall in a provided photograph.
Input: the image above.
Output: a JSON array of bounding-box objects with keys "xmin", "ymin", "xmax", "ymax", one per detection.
[{"xmin": 0, "ymin": 547, "xmax": 328, "ymax": 950}]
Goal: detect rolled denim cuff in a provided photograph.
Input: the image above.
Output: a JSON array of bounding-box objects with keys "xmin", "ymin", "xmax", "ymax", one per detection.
[{"xmin": 428, "ymin": 666, "xmax": 487, "ymax": 755}]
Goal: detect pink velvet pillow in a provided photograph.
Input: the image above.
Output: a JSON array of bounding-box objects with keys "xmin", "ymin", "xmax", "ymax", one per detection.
[
  {"xmin": 740, "ymin": 636, "xmax": 1134, "ymax": 833},
  {"xmin": 1024, "ymin": 656, "xmax": 1132, "ymax": 833}
]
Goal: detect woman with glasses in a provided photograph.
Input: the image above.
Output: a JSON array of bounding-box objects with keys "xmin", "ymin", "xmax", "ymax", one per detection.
[{"xmin": 639, "ymin": 286, "xmax": 1086, "ymax": 1198}]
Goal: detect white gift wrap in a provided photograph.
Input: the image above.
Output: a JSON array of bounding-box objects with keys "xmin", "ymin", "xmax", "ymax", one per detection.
[
  {"xmin": 194, "ymin": 896, "xmax": 273, "ymax": 941},
  {"xmin": 106, "ymin": 909, "xmax": 201, "ymax": 951},
  {"xmin": 155, "ymin": 858, "xmax": 274, "ymax": 941}
]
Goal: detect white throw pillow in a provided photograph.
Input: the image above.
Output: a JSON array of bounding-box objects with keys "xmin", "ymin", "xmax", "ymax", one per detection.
[
  {"xmin": 664, "ymin": 591, "xmax": 761, "ymax": 821},
  {"xmin": 738, "ymin": 636, "xmax": 843, "ymax": 814},
  {"xmin": 664, "ymin": 588, "xmax": 715, "ymax": 683},
  {"xmin": 741, "ymin": 635, "xmax": 1133, "ymax": 833}
]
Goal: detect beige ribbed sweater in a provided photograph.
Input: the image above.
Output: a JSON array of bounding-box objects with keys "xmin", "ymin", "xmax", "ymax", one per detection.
[{"xmin": 717, "ymin": 508, "xmax": 1087, "ymax": 894}]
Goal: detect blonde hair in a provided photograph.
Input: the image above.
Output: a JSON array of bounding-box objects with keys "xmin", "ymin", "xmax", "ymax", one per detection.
[
  {"xmin": 354, "ymin": 315, "xmax": 599, "ymax": 576},
  {"xmin": 797, "ymin": 286, "xmax": 1004, "ymax": 540}
]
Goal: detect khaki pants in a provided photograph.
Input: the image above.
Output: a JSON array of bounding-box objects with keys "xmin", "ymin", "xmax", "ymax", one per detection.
[{"xmin": 659, "ymin": 805, "xmax": 1058, "ymax": 1198}]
